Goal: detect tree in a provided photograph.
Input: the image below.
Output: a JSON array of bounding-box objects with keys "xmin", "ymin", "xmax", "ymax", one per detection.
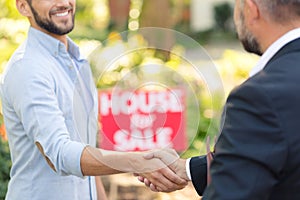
[
  {"xmin": 139, "ymin": 0, "xmax": 183, "ymax": 60},
  {"xmin": 108, "ymin": 0, "xmax": 131, "ymax": 31},
  {"xmin": 214, "ymin": 2, "xmax": 233, "ymax": 32}
]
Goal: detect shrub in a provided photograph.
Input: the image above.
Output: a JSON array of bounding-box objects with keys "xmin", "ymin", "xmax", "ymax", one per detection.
[
  {"xmin": 213, "ymin": 2, "xmax": 234, "ymax": 32},
  {"xmin": 0, "ymin": 137, "xmax": 11, "ymax": 199}
]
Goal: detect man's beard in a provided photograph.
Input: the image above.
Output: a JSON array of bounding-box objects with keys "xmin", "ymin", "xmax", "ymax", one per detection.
[
  {"xmin": 29, "ymin": 4, "xmax": 75, "ymax": 35},
  {"xmin": 237, "ymin": 12, "xmax": 263, "ymax": 56}
]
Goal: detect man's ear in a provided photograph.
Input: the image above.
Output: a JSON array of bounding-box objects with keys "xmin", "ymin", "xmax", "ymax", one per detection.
[
  {"xmin": 244, "ymin": 0, "xmax": 260, "ymax": 25},
  {"xmin": 16, "ymin": 0, "xmax": 31, "ymax": 17}
]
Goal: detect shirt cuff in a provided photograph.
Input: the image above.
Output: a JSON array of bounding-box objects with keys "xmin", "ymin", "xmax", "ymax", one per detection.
[
  {"xmin": 62, "ymin": 141, "xmax": 87, "ymax": 178},
  {"xmin": 185, "ymin": 158, "xmax": 192, "ymax": 181}
]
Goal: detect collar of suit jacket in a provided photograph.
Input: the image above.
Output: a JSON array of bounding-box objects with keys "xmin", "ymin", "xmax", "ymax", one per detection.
[{"xmin": 250, "ymin": 28, "xmax": 300, "ymax": 77}]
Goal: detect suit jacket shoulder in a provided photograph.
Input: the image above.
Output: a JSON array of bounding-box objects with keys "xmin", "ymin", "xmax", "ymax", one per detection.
[{"xmin": 200, "ymin": 38, "xmax": 300, "ymax": 199}]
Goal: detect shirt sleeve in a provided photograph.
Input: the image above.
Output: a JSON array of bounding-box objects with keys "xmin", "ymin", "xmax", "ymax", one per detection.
[{"xmin": 8, "ymin": 60, "xmax": 86, "ymax": 178}]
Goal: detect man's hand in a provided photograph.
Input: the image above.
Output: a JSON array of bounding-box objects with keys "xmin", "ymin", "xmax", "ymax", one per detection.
[
  {"xmin": 137, "ymin": 165, "xmax": 188, "ymax": 192},
  {"xmin": 80, "ymin": 146, "xmax": 188, "ymax": 192},
  {"xmin": 135, "ymin": 148, "xmax": 189, "ymax": 192},
  {"xmin": 206, "ymin": 136, "xmax": 214, "ymax": 185},
  {"xmin": 144, "ymin": 149, "xmax": 189, "ymax": 180}
]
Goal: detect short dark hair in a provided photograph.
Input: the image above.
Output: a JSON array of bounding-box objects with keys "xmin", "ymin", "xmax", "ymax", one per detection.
[
  {"xmin": 26, "ymin": 0, "xmax": 32, "ymax": 5},
  {"xmin": 258, "ymin": 0, "xmax": 300, "ymax": 22}
]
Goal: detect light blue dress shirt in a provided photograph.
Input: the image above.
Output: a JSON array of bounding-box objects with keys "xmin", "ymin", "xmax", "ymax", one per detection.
[{"xmin": 0, "ymin": 27, "xmax": 99, "ymax": 200}]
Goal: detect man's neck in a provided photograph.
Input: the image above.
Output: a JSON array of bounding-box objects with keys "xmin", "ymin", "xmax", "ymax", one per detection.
[
  {"xmin": 31, "ymin": 25, "xmax": 69, "ymax": 50},
  {"xmin": 259, "ymin": 21, "xmax": 300, "ymax": 53}
]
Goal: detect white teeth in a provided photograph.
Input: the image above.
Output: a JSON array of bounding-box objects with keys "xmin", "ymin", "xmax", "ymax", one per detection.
[{"xmin": 55, "ymin": 11, "xmax": 68, "ymax": 17}]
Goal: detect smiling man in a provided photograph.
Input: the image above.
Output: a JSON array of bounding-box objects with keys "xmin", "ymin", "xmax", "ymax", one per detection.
[
  {"xmin": 0, "ymin": 0, "xmax": 187, "ymax": 199},
  {"xmin": 24, "ymin": 0, "xmax": 75, "ymax": 44}
]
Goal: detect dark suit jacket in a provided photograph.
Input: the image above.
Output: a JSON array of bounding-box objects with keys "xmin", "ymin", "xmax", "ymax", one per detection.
[{"xmin": 190, "ymin": 38, "xmax": 300, "ymax": 199}]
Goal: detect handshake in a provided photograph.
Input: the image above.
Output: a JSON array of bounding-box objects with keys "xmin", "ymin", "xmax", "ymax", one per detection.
[
  {"xmin": 82, "ymin": 140, "xmax": 213, "ymax": 194},
  {"xmin": 134, "ymin": 148, "xmax": 190, "ymax": 193},
  {"xmin": 132, "ymin": 137, "xmax": 214, "ymax": 193}
]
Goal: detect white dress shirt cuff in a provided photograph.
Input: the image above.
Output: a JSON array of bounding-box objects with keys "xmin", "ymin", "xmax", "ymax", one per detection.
[{"xmin": 185, "ymin": 158, "xmax": 192, "ymax": 181}]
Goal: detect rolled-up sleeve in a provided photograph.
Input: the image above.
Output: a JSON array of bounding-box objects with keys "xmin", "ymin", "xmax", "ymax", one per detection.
[{"xmin": 9, "ymin": 60, "xmax": 86, "ymax": 178}]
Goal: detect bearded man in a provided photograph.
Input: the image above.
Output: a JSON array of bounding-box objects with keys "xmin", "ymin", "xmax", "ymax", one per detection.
[{"xmin": 139, "ymin": 1, "xmax": 300, "ymax": 199}]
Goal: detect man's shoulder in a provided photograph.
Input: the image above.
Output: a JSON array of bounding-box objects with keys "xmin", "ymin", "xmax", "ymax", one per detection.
[
  {"xmin": 228, "ymin": 53, "xmax": 300, "ymax": 107},
  {"xmin": 8, "ymin": 41, "xmax": 28, "ymax": 66},
  {"xmin": 8, "ymin": 39, "xmax": 54, "ymax": 69},
  {"xmin": 2, "ymin": 43, "xmax": 54, "ymax": 86},
  {"xmin": 264, "ymin": 38, "xmax": 300, "ymax": 73},
  {"xmin": 7, "ymin": 39, "xmax": 42, "ymax": 65}
]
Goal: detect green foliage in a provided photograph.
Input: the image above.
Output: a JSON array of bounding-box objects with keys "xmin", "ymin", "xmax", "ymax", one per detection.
[
  {"xmin": 213, "ymin": 2, "xmax": 234, "ymax": 32},
  {"xmin": 0, "ymin": 19, "xmax": 29, "ymax": 73},
  {"xmin": 188, "ymin": 29, "xmax": 214, "ymax": 45},
  {"xmin": 0, "ymin": 0, "xmax": 22, "ymax": 19},
  {"xmin": 76, "ymin": 0, "xmax": 95, "ymax": 26},
  {"xmin": 0, "ymin": 137, "xmax": 11, "ymax": 199},
  {"xmin": 71, "ymin": 0, "xmax": 110, "ymax": 41}
]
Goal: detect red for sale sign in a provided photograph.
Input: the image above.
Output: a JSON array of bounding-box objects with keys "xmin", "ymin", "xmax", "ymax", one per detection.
[{"xmin": 98, "ymin": 89, "xmax": 187, "ymax": 151}]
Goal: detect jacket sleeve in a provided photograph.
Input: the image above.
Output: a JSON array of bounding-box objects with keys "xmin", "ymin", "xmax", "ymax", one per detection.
[
  {"xmin": 203, "ymin": 82, "xmax": 287, "ymax": 200},
  {"xmin": 190, "ymin": 155, "xmax": 207, "ymax": 196}
]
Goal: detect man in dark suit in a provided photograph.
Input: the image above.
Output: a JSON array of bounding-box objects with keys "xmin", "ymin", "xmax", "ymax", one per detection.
[{"xmin": 138, "ymin": 0, "xmax": 300, "ymax": 199}]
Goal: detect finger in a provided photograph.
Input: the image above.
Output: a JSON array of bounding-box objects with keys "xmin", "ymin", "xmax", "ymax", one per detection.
[
  {"xmin": 143, "ymin": 152, "xmax": 155, "ymax": 160},
  {"xmin": 206, "ymin": 136, "xmax": 211, "ymax": 153},
  {"xmin": 137, "ymin": 176, "xmax": 145, "ymax": 183},
  {"xmin": 206, "ymin": 148, "xmax": 213, "ymax": 185},
  {"xmin": 144, "ymin": 178, "xmax": 151, "ymax": 187},
  {"xmin": 156, "ymin": 186, "xmax": 163, "ymax": 192},
  {"xmin": 160, "ymin": 167, "xmax": 188, "ymax": 185},
  {"xmin": 206, "ymin": 135, "xmax": 214, "ymax": 186},
  {"xmin": 207, "ymin": 152, "xmax": 213, "ymax": 163},
  {"xmin": 150, "ymin": 183, "xmax": 160, "ymax": 192},
  {"xmin": 152, "ymin": 169, "xmax": 187, "ymax": 191},
  {"xmin": 206, "ymin": 136, "xmax": 214, "ymax": 163},
  {"xmin": 142, "ymin": 171, "xmax": 175, "ymax": 191}
]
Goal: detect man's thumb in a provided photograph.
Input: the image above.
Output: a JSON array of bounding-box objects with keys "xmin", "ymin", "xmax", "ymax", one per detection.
[{"xmin": 143, "ymin": 152, "xmax": 155, "ymax": 160}]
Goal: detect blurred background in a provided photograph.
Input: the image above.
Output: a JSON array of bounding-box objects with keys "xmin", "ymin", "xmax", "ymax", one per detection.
[{"xmin": 0, "ymin": 0, "xmax": 259, "ymax": 199}]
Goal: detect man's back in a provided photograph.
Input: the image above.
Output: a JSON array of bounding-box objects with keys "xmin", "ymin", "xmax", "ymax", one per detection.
[
  {"xmin": 204, "ymin": 38, "xmax": 300, "ymax": 200},
  {"xmin": 262, "ymin": 39, "xmax": 300, "ymax": 199}
]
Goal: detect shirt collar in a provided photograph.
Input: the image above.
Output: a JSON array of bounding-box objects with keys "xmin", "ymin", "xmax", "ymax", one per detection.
[
  {"xmin": 28, "ymin": 27, "xmax": 83, "ymax": 61},
  {"xmin": 249, "ymin": 28, "xmax": 300, "ymax": 77}
]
